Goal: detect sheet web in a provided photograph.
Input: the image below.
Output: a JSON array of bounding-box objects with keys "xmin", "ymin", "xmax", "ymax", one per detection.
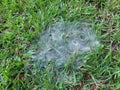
[{"xmin": 32, "ymin": 21, "xmax": 100, "ymax": 84}]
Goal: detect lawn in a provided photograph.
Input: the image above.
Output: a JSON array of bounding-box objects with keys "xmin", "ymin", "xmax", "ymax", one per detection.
[{"xmin": 0, "ymin": 0, "xmax": 120, "ymax": 90}]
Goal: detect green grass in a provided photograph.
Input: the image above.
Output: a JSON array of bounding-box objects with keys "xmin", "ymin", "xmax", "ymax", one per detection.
[{"xmin": 0, "ymin": 0, "xmax": 120, "ymax": 90}]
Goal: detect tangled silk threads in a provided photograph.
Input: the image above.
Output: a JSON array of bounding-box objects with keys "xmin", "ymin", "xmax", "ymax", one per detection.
[
  {"xmin": 31, "ymin": 21, "xmax": 101, "ymax": 84},
  {"xmin": 34, "ymin": 21, "xmax": 100, "ymax": 66}
]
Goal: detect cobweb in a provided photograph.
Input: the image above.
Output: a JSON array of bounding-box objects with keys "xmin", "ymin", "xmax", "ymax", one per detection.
[{"xmin": 31, "ymin": 21, "xmax": 100, "ymax": 84}]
